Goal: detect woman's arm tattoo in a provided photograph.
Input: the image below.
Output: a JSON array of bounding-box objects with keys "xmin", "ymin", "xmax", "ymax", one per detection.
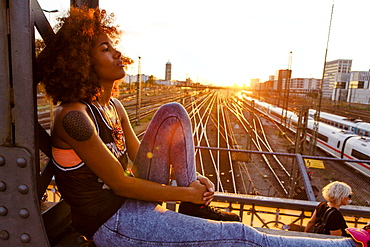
[{"xmin": 62, "ymin": 111, "xmax": 94, "ymax": 141}]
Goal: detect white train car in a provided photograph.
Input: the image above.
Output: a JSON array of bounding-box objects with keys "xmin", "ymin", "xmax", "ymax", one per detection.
[
  {"xmin": 242, "ymin": 96, "xmax": 276, "ymax": 118},
  {"xmin": 298, "ymin": 112, "xmax": 370, "ymax": 177},
  {"xmin": 343, "ymin": 136, "xmax": 370, "ymax": 176},
  {"xmin": 309, "ymin": 109, "xmax": 370, "ymax": 137},
  {"xmin": 305, "ymin": 122, "xmax": 370, "ymax": 177},
  {"xmin": 241, "ymin": 95, "xmax": 370, "ymax": 177}
]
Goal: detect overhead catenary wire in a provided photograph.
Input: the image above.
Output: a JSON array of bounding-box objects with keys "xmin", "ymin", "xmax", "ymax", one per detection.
[{"xmin": 309, "ymin": 2, "xmax": 335, "ymax": 155}]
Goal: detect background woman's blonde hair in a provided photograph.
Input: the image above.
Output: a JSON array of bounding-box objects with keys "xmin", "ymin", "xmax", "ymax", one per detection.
[{"xmin": 322, "ymin": 181, "xmax": 352, "ymax": 205}]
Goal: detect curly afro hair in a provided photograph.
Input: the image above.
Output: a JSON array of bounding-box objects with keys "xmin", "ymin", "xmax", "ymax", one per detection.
[{"xmin": 37, "ymin": 7, "xmax": 133, "ymax": 104}]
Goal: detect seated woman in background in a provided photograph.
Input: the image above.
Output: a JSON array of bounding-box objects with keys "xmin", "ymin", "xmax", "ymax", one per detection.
[
  {"xmin": 37, "ymin": 6, "xmax": 368, "ymax": 247},
  {"xmin": 305, "ymin": 181, "xmax": 351, "ymax": 236}
]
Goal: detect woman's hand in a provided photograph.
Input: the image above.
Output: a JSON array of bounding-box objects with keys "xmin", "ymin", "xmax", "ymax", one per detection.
[
  {"xmin": 187, "ymin": 180, "xmax": 209, "ymax": 204},
  {"xmin": 196, "ymin": 173, "xmax": 215, "ymax": 205}
]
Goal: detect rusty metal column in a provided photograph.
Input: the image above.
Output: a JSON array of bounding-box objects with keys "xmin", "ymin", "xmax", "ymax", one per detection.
[
  {"xmin": 0, "ymin": 1, "xmax": 12, "ymax": 142},
  {"xmin": 0, "ymin": 0, "xmax": 49, "ymax": 246}
]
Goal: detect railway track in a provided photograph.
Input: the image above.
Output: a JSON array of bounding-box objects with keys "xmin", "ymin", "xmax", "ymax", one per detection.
[
  {"xmin": 37, "ymin": 89, "xmax": 370, "ymax": 205},
  {"xmin": 187, "ymin": 91, "xmax": 295, "ymax": 197},
  {"xmin": 37, "ymin": 89, "xmax": 201, "ymax": 130}
]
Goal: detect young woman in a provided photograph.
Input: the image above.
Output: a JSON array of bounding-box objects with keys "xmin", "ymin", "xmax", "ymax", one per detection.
[
  {"xmin": 305, "ymin": 181, "xmax": 352, "ymax": 236},
  {"xmin": 37, "ymin": 7, "xmax": 365, "ymax": 247}
]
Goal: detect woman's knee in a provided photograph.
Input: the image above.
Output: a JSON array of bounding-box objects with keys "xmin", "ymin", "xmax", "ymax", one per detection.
[
  {"xmin": 147, "ymin": 102, "xmax": 192, "ymax": 137},
  {"xmin": 157, "ymin": 102, "xmax": 188, "ymax": 118}
]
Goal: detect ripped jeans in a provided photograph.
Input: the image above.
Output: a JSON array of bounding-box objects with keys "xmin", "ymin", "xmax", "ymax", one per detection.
[{"xmin": 93, "ymin": 102, "xmax": 355, "ymax": 247}]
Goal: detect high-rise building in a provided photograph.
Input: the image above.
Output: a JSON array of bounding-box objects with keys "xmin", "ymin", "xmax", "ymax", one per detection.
[
  {"xmin": 273, "ymin": 70, "xmax": 292, "ymax": 91},
  {"xmin": 249, "ymin": 78, "xmax": 260, "ymax": 90},
  {"xmin": 165, "ymin": 61, "xmax": 172, "ymax": 81},
  {"xmin": 322, "ymin": 59, "xmax": 352, "ymax": 99},
  {"xmin": 347, "ymin": 71, "xmax": 370, "ymax": 104}
]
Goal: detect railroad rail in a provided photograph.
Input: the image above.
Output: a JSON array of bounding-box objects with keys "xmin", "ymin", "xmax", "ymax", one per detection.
[
  {"xmin": 37, "ymin": 89, "xmax": 203, "ymax": 130},
  {"xmin": 2, "ymin": 1, "xmax": 370, "ymax": 246}
]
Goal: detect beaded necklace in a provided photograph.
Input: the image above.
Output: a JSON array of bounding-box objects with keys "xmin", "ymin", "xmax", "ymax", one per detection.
[{"xmin": 95, "ymin": 101, "xmax": 125, "ymax": 152}]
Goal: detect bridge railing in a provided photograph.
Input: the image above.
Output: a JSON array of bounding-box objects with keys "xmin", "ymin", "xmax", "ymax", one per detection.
[
  {"xmin": 211, "ymin": 193, "xmax": 370, "ymax": 229},
  {"xmin": 1, "ymin": 0, "xmax": 369, "ymax": 246}
]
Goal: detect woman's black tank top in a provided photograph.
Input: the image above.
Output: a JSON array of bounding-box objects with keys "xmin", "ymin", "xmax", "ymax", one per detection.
[{"xmin": 53, "ymin": 100, "xmax": 128, "ymax": 238}]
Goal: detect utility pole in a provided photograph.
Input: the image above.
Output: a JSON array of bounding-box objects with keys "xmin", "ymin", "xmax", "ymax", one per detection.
[
  {"xmin": 136, "ymin": 56, "xmax": 142, "ymax": 125},
  {"xmin": 309, "ymin": 3, "xmax": 334, "ymax": 155},
  {"xmin": 282, "ymin": 51, "xmax": 292, "ymax": 131},
  {"xmin": 288, "ymin": 105, "xmax": 309, "ymax": 198}
]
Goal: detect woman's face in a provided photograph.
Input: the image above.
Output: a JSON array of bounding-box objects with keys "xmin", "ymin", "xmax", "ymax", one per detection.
[
  {"xmin": 338, "ymin": 193, "xmax": 352, "ymax": 206},
  {"xmin": 91, "ymin": 33, "xmax": 126, "ymax": 83},
  {"xmin": 343, "ymin": 194, "xmax": 352, "ymax": 205}
]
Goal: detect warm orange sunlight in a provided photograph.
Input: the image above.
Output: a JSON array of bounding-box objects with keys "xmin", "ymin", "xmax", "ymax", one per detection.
[{"xmin": 38, "ymin": 0, "xmax": 370, "ymax": 88}]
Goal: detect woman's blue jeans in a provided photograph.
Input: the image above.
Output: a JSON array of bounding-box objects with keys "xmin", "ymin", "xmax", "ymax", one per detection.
[{"xmin": 93, "ymin": 103, "xmax": 355, "ymax": 247}]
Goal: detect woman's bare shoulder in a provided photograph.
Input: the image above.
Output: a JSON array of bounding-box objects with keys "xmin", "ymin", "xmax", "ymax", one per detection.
[
  {"xmin": 56, "ymin": 101, "xmax": 88, "ymax": 113},
  {"xmin": 111, "ymin": 97, "xmax": 128, "ymax": 117},
  {"xmin": 111, "ymin": 97, "xmax": 124, "ymax": 109},
  {"xmin": 52, "ymin": 101, "xmax": 92, "ymax": 147}
]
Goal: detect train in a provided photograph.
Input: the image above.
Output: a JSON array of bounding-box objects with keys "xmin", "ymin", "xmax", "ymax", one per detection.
[
  {"xmin": 241, "ymin": 95, "xmax": 370, "ymax": 178},
  {"xmin": 308, "ymin": 110, "xmax": 370, "ymax": 137}
]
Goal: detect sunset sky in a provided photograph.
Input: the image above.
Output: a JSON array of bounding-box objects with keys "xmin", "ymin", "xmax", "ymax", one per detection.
[{"xmin": 38, "ymin": 0, "xmax": 370, "ymax": 87}]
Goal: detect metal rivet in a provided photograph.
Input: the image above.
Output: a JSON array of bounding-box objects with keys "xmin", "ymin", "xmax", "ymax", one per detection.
[
  {"xmin": 0, "ymin": 206, "xmax": 8, "ymax": 216},
  {"xmin": 18, "ymin": 184, "xmax": 29, "ymax": 194},
  {"xmin": 16, "ymin": 158, "xmax": 27, "ymax": 168},
  {"xmin": 0, "ymin": 155, "xmax": 4, "ymax": 166},
  {"xmin": 0, "ymin": 230, "xmax": 9, "ymax": 240},
  {"xmin": 19, "ymin": 209, "xmax": 29, "ymax": 219},
  {"xmin": 20, "ymin": 233, "xmax": 30, "ymax": 243},
  {"xmin": 0, "ymin": 181, "xmax": 6, "ymax": 191}
]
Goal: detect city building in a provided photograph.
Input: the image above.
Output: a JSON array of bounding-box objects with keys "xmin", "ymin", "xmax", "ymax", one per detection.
[
  {"xmin": 123, "ymin": 74, "xmax": 149, "ymax": 90},
  {"xmin": 347, "ymin": 71, "xmax": 370, "ymax": 104},
  {"xmin": 289, "ymin": 78, "xmax": 321, "ymax": 92},
  {"xmin": 262, "ymin": 75, "xmax": 275, "ymax": 90},
  {"xmin": 249, "ymin": 78, "xmax": 260, "ymax": 90},
  {"xmin": 322, "ymin": 59, "xmax": 352, "ymax": 99},
  {"xmin": 124, "ymin": 74, "xmax": 149, "ymax": 84},
  {"xmin": 165, "ymin": 61, "xmax": 172, "ymax": 81},
  {"xmin": 273, "ymin": 70, "xmax": 292, "ymax": 91},
  {"xmin": 156, "ymin": 79, "xmax": 176, "ymax": 86}
]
